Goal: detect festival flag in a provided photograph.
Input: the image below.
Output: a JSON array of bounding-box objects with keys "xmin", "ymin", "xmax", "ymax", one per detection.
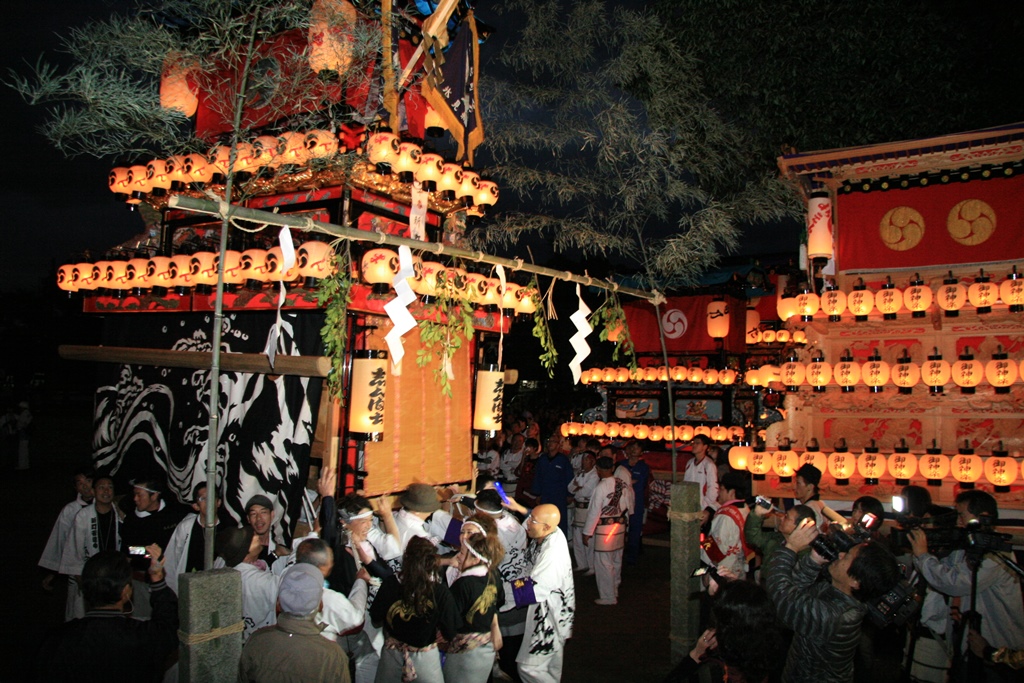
[{"xmin": 421, "ymin": 11, "xmax": 484, "ymax": 164}]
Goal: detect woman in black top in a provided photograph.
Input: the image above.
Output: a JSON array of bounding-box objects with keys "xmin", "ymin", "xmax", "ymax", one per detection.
[
  {"xmin": 444, "ymin": 528, "xmax": 505, "ymax": 683},
  {"xmin": 370, "ymin": 536, "xmax": 458, "ymax": 683}
]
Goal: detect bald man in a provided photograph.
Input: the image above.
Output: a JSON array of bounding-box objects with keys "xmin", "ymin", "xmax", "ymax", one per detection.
[{"xmin": 509, "ymin": 503, "xmax": 576, "ymax": 683}]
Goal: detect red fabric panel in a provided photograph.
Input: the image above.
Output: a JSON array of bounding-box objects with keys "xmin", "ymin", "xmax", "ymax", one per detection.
[
  {"xmin": 835, "ymin": 175, "xmax": 1024, "ymax": 271},
  {"xmin": 623, "ymin": 295, "xmax": 745, "ymax": 354}
]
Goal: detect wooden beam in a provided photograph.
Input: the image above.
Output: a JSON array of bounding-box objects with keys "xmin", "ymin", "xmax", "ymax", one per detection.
[{"xmin": 59, "ymin": 345, "xmax": 330, "ymax": 377}]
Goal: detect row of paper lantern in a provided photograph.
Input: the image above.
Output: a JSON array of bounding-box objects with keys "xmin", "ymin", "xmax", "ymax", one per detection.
[
  {"xmin": 745, "ymin": 325, "xmax": 809, "ymax": 345},
  {"xmin": 56, "ymin": 242, "xmax": 338, "ymax": 292},
  {"xmin": 578, "ymin": 365, "xmax": 741, "ymax": 386},
  {"xmin": 560, "ymin": 421, "xmax": 747, "ymax": 442},
  {"xmin": 749, "ymin": 347, "xmax": 1022, "ymax": 393},
  {"xmin": 108, "ymin": 133, "xmax": 498, "ymax": 208},
  {"xmin": 729, "ymin": 446, "xmax": 1021, "ymax": 489},
  {"xmin": 777, "ymin": 268, "xmax": 1024, "ymax": 322}
]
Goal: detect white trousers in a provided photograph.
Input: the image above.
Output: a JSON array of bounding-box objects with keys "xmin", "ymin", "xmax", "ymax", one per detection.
[
  {"xmin": 66, "ymin": 577, "xmax": 85, "ymax": 621},
  {"xmin": 518, "ymin": 651, "xmax": 564, "ymax": 683},
  {"xmin": 594, "ymin": 548, "xmax": 622, "ymax": 602},
  {"xmin": 339, "ymin": 630, "xmax": 381, "ymax": 683},
  {"xmin": 570, "ymin": 524, "xmax": 593, "ymax": 570},
  {"xmin": 376, "ymin": 646, "xmax": 443, "ymax": 683}
]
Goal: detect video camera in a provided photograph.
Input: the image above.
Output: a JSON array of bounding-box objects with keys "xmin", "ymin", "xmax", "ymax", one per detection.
[
  {"xmin": 889, "ymin": 496, "xmax": 1011, "ymax": 559},
  {"xmin": 865, "ymin": 564, "xmax": 922, "ymax": 629},
  {"xmin": 810, "ymin": 513, "xmax": 880, "ymax": 563}
]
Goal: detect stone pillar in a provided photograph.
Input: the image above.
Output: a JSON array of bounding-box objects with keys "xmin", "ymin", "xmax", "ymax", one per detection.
[
  {"xmin": 179, "ymin": 568, "xmax": 243, "ymax": 682},
  {"xmin": 669, "ymin": 481, "xmax": 702, "ymax": 662}
]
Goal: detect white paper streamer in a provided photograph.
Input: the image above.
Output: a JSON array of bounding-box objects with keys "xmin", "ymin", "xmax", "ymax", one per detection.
[
  {"xmin": 409, "ymin": 182, "xmax": 428, "ymax": 241},
  {"xmin": 265, "ymin": 226, "xmax": 297, "ymax": 369},
  {"xmin": 496, "ymin": 265, "xmax": 506, "ymax": 370},
  {"xmin": 568, "ymin": 283, "xmax": 593, "ymax": 384},
  {"xmin": 383, "ymin": 245, "xmax": 418, "ymax": 371}
]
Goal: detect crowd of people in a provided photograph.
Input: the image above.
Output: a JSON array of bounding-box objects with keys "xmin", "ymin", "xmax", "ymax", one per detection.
[{"xmin": 32, "ymin": 412, "xmax": 1024, "ymax": 683}]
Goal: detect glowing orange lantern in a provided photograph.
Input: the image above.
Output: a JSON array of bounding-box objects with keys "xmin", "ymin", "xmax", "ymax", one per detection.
[
  {"xmin": 616, "ymin": 368, "xmax": 630, "ymax": 383},
  {"xmin": 711, "ymin": 425, "xmax": 729, "ymax": 442},
  {"xmin": 728, "ymin": 442, "xmax": 751, "ymax": 471},
  {"xmin": 592, "ymin": 421, "xmax": 607, "ymax": 437},
  {"xmin": 796, "ymin": 288, "xmax": 819, "ymax": 322},
  {"xmin": 159, "ymin": 53, "xmax": 198, "ymax": 117},
  {"xmin": 745, "ymin": 307, "xmax": 761, "ymax": 345},
  {"xmin": 936, "ymin": 271, "xmax": 967, "ymax": 317},
  {"xmin": 951, "ymin": 347, "xmax": 983, "ymax": 394},
  {"xmin": 437, "ymin": 163, "xmax": 464, "ymax": 201},
  {"xmin": 999, "ymin": 265, "xmax": 1024, "ymax": 312},
  {"xmin": 677, "ymin": 425, "xmax": 695, "ymax": 441},
  {"xmin": 967, "ymin": 269, "xmax": 996, "ymax": 314},
  {"xmin": 231, "ymin": 143, "xmax": 257, "ymax": 174},
  {"xmin": 183, "ymin": 154, "xmax": 214, "ymax": 184},
  {"xmin": 718, "ymin": 368, "xmax": 737, "ymax": 386},
  {"xmin": 266, "ymin": 247, "xmax": 299, "ymax": 284},
  {"xmin": 950, "ymin": 443, "xmax": 982, "ymax": 489},
  {"xmin": 827, "ymin": 444, "xmax": 855, "ymax": 485},
  {"xmin": 649, "ymin": 425, "xmax": 664, "ymax": 442},
  {"xmin": 834, "ymin": 350, "xmax": 860, "ymax": 393},
  {"xmin": 876, "ymin": 277, "xmax": 902, "ymax": 320},
  {"xmin": 308, "ymin": 0, "xmax": 358, "ymax": 74},
  {"xmin": 921, "ymin": 349, "xmax": 951, "ymax": 394},
  {"xmin": 296, "ymin": 241, "xmax": 335, "ymax": 283},
  {"xmin": 167, "ymin": 155, "xmax": 191, "ymax": 189},
  {"xmin": 620, "ymin": 423, "xmax": 635, "ymax": 439},
  {"xmin": 367, "ymin": 129, "xmax": 400, "ymax": 173},
  {"xmin": 792, "ymin": 330, "xmax": 808, "ymax": 344},
  {"xmin": 985, "ymin": 346, "xmax": 1018, "ymax": 394},
  {"xmin": 984, "ymin": 449, "xmax": 1018, "ymax": 492},
  {"xmin": 781, "ymin": 356, "xmax": 805, "ymax": 391},
  {"xmin": 857, "ymin": 442, "xmax": 885, "ymax": 485},
  {"xmin": 892, "ymin": 350, "xmax": 920, "ymax": 395},
  {"xmin": 169, "ymin": 254, "xmax": 194, "ymax": 290},
  {"xmin": 775, "ymin": 329, "xmax": 791, "ymax": 343},
  {"xmin": 887, "ymin": 441, "xmax": 917, "ymax": 485},
  {"xmin": 806, "ymin": 351, "xmax": 832, "ymax": 393},
  {"xmin": 75, "ymin": 262, "xmax": 100, "ymax": 291},
  {"xmin": 694, "ymin": 425, "xmax": 711, "ymax": 438},
  {"xmin": 772, "ymin": 442, "xmax": 798, "ymax": 480},
  {"xmin": 777, "ymin": 292, "xmax": 798, "ymax": 321},
  {"xmin": 305, "ymin": 130, "xmax": 339, "ymax": 159},
  {"xmin": 862, "ymin": 349, "xmax": 890, "ymax": 393},
  {"xmin": 415, "ymin": 153, "xmax": 444, "ymax": 192},
  {"xmin": 748, "ymin": 443, "xmax": 772, "ymax": 480},
  {"xmin": 474, "ymin": 180, "xmax": 499, "ymax": 211},
  {"xmin": 903, "ymin": 273, "xmax": 932, "ymax": 318},
  {"xmin": 685, "ymin": 366, "xmax": 702, "ymax": 383},
  {"xmin": 361, "ymin": 248, "xmax": 399, "ymax": 295},
  {"xmin": 393, "ymin": 141, "xmax": 422, "ymax": 183},
  {"xmin": 847, "ymin": 279, "xmax": 874, "ymax": 321},
  {"xmin": 706, "ymin": 298, "xmax": 730, "ymax": 339},
  {"xmin": 806, "ymin": 194, "xmax": 834, "ymax": 261},
  {"xmin": 108, "ymin": 167, "xmax": 132, "ymax": 201},
  {"xmin": 761, "ymin": 329, "xmax": 777, "ymax": 343},
  {"xmin": 798, "ymin": 439, "xmax": 827, "ymax": 473},
  {"xmin": 921, "ymin": 444, "xmax": 950, "ymax": 486},
  {"xmin": 605, "ymin": 422, "xmax": 620, "ymax": 438},
  {"xmin": 57, "ymin": 265, "xmax": 78, "ymax": 292},
  {"xmin": 702, "ymin": 368, "xmax": 719, "ymax": 385},
  {"xmin": 250, "ymin": 136, "xmax": 280, "ymax": 169},
  {"xmin": 820, "ymin": 282, "xmax": 846, "ymax": 322}
]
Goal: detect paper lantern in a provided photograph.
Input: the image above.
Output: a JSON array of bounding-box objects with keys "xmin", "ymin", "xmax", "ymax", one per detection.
[
  {"xmin": 169, "ymin": 254, "xmax": 194, "ymax": 290},
  {"xmin": 936, "ymin": 272, "xmax": 966, "ymax": 317},
  {"xmin": 514, "ymin": 287, "xmax": 538, "ymax": 315},
  {"xmin": 745, "ymin": 307, "xmax": 761, "ymax": 345},
  {"xmin": 683, "ymin": 366, "xmax": 700, "ymax": 383},
  {"xmin": 806, "ymin": 352, "xmax": 832, "ymax": 393},
  {"xmin": 463, "ymin": 272, "xmax": 488, "ymax": 305},
  {"xmin": 847, "ymin": 280, "xmax": 874, "ymax": 321},
  {"xmin": 857, "ymin": 443, "xmax": 885, "ymax": 485},
  {"xmin": 230, "ymin": 143, "xmax": 257, "ymax": 174},
  {"xmin": 415, "ymin": 152, "xmax": 444, "ymax": 192},
  {"xmin": 834, "ymin": 350, "xmax": 860, "ymax": 393},
  {"xmin": 499, "ymin": 283, "xmax": 521, "ymax": 314},
  {"xmin": 75, "ymin": 262, "xmax": 100, "ymax": 291},
  {"xmin": 761, "ymin": 329, "xmax": 777, "ymax": 343},
  {"xmin": 795, "ymin": 289, "xmax": 819, "ymax": 322},
  {"xmin": 209, "ymin": 145, "xmax": 232, "ymax": 177},
  {"xmin": 216, "ymin": 250, "xmax": 246, "ymax": 286},
  {"xmin": 984, "ymin": 452, "xmax": 1018, "ymax": 492},
  {"xmin": 827, "ymin": 448, "xmax": 855, "ymax": 485},
  {"xmin": 424, "ymin": 105, "xmax": 447, "ymax": 137},
  {"xmin": 748, "ymin": 444, "xmax": 772, "ymax": 480},
  {"xmin": 146, "ymin": 256, "xmax": 174, "ymax": 291},
  {"xmin": 296, "ymin": 241, "xmax": 336, "ymax": 283},
  {"xmin": 189, "ymin": 252, "xmax": 218, "ymax": 289},
  {"xmin": 620, "ymin": 423, "xmax": 635, "ymax": 439},
  {"xmin": 744, "ymin": 367, "xmax": 762, "ymax": 387},
  {"xmin": 349, "ymin": 350, "xmax": 388, "ymax": 441},
  {"xmin": 985, "ymin": 346, "xmax": 1018, "ymax": 394},
  {"xmin": 649, "ymin": 425, "xmax": 664, "ymax": 442},
  {"xmin": 146, "ymin": 159, "xmax": 173, "ymax": 196},
  {"xmin": 159, "ymin": 53, "xmax": 198, "ymax": 117},
  {"xmin": 240, "ymin": 249, "xmax": 271, "ymax": 286},
  {"xmin": 669, "ymin": 366, "xmax": 685, "ymax": 382},
  {"xmin": 478, "ymin": 278, "xmax": 501, "ymax": 309},
  {"xmin": 876, "ymin": 277, "xmax": 902, "ymax": 320},
  {"xmin": 999, "ymin": 265, "xmax": 1024, "ymax": 312},
  {"xmin": 702, "ymin": 368, "xmax": 720, "ymax": 385},
  {"xmin": 806, "ymin": 194, "xmax": 834, "ymax": 261},
  {"xmin": 605, "ymin": 422, "xmax": 620, "ymax": 438},
  {"xmin": 455, "ymin": 168, "xmax": 480, "ymax": 207},
  {"xmin": 903, "ymin": 274, "xmax": 932, "ymax": 318},
  {"xmin": 57, "ymin": 264, "xmax": 79, "ymax": 292},
  {"xmin": 694, "ymin": 425, "xmax": 711, "ymax": 438},
  {"xmin": 950, "ymin": 445, "xmax": 982, "ymax": 489},
  {"xmin": 706, "ymin": 298, "xmax": 730, "ymax": 338},
  {"xmin": 728, "ymin": 443, "xmax": 751, "ymax": 471},
  {"xmin": 560, "ymin": 423, "xmax": 570, "ymax": 437},
  {"xmin": 265, "ymin": 247, "xmax": 299, "ymax": 283},
  {"xmin": 393, "ymin": 141, "xmax": 422, "ymax": 183},
  {"xmin": 412, "ymin": 261, "xmax": 442, "ymax": 298},
  {"xmin": 367, "ymin": 129, "xmax": 400, "ymax": 172},
  {"xmin": 125, "ymin": 257, "xmax": 151, "ymax": 291},
  {"xmin": 279, "ymin": 132, "xmax": 313, "ymax": 167},
  {"xmin": 967, "ymin": 270, "xmax": 996, "ymax": 314},
  {"xmin": 474, "ymin": 180, "xmax": 499, "ymax": 210},
  {"xmin": 761, "ymin": 365, "xmax": 781, "ymax": 385},
  {"xmin": 951, "ymin": 347, "xmax": 983, "ymax": 394},
  {"xmin": 442, "ymin": 267, "xmax": 469, "ymax": 300},
  {"xmin": 887, "ymin": 442, "xmax": 917, "ymax": 485},
  {"xmin": 308, "ymin": 0, "xmax": 358, "ymax": 73},
  {"xmin": 921, "ymin": 446, "xmax": 950, "ymax": 486},
  {"xmin": 775, "ymin": 329, "xmax": 791, "ymax": 343},
  {"xmin": 615, "ymin": 368, "xmax": 630, "ymax": 383},
  {"xmin": 305, "ymin": 130, "xmax": 339, "ymax": 159},
  {"xmin": 729, "ymin": 426, "xmax": 745, "ymax": 440},
  {"xmin": 777, "ymin": 293, "xmax": 798, "ymax": 321},
  {"xmin": 798, "ymin": 441, "xmax": 827, "ymax": 473},
  {"xmin": 183, "ymin": 154, "xmax": 214, "ymax": 184},
  {"xmin": 792, "ymin": 330, "xmax": 808, "ymax": 344},
  {"xmin": 565, "ymin": 423, "xmax": 580, "ymax": 436},
  {"xmin": 361, "ymin": 248, "xmax": 399, "ymax": 295},
  {"xmin": 921, "ymin": 349, "xmax": 951, "ymax": 394},
  {"xmin": 588, "ymin": 368, "xmax": 603, "ymax": 384},
  {"xmin": 166, "ymin": 155, "xmax": 191, "ymax": 189},
  {"xmin": 820, "ymin": 283, "xmax": 846, "ymax": 322},
  {"xmin": 676, "ymin": 425, "xmax": 694, "ymax": 441},
  {"xmin": 599, "ymin": 367, "xmax": 615, "ymax": 383},
  {"xmin": 473, "ymin": 364, "xmax": 504, "ymax": 435},
  {"xmin": 711, "ymin": 425, "xmax": 729, "ymax": 442},
  {"xmin": 579, "ymin": 371, "xmax": 591, "ymax": 385},
  {"xmin": 717, "ymin": 368, "xmax": 737, "ymax": 386},
  {"xmin": 437, "ymin": 163, "xmax": 464, "ymax": 201},
  {"xmin": 246, "ymin": 136, "xmax": 278, "ymax": 170},
  {"xmin": 772, "ymin": 446, "xmax": 798, "ymax": 480},
  {"xmin": 108, "ymin": 167, "xmax": 131, "ymax": 201},
  {"xmin": 781, "ymin": 357, "xmax": 805, "ymax": 391},
  {"xmin": 862, "ymin": 349, "xmax": 890, "ymax": 393},
  {"xmin": 592, "ymin": 421, "xmax": 607, "ymax": 437},
  {"xmin": 892, "ymin": 350, "xmax": 920, "ymax": 395},
  {"xmin": 642, "ymin": 367, "xmax": 657, "ymax": 382}
]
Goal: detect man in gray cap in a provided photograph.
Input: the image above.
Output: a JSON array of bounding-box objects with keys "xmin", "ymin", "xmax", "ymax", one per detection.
[{"xmin": 239, "ymin": 563, "xmax": 351, "ymax": 683}]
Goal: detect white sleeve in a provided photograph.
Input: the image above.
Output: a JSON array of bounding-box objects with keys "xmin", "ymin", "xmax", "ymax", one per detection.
[
  {"xmin": 320, "ymin": 586, "xmax": 365, "ymax": 634},
  {"xmin": 39, "ymin": 502, "xmax": 78, "ymax": 571},
  {"xmin": 583, "ymin": 480, "xmax": 607, "ymax": 536},
  {"xmin": 368, "ymin": 524, "xmax": 402, "ymax": 561},
  {"xmin": 58, "ymin": 510, "xmax": 88, "ymax": 575},
  {"xmin": 704, "ymin": 462, "xmax": 720, "ymax": 511}
]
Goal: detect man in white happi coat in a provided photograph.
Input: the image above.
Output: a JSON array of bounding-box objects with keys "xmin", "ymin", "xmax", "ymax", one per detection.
[
  {"xmin": 39, "ymin": 468, "xmax": 93, "ymax": 594},
  {"xmin": 390, "ymin": 483, "xmax": 459, "ymax": 566},
  {"xmin": 163, "ymin": 482, "xmax": 221, "ymax": 594},
  {"xmin": 683, "ymin": 434, "xmax": 719, "ymax": 527},
  {"xmin": 582, "ymin": 457, "xmax": 634, "ymax": 606},
  {"xmin": 700, "ymin": 470, "xmax": 752, "ymax": 577},
  {"xmin": 59, "ymin": 475, "xmax": 122, "ymax": 620},
  {"xmin": 217, "ymin": 524, "xmax": 280, "ymax": 641},
  {"xmin": 567, "ymin": 451, "xmax": 599, "ymax": 573},
  {"xmin": 510, "ymin": 504, "xmax": 575, "ymax": 683},
  {"xmin": 499, "ymin": 433, "xmax": 526, "ymax": 498}
]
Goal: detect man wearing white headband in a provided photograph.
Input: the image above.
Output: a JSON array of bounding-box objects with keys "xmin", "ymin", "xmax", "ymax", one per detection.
[
  {"xmin": 582, "ymin": 456, "xmax": 633, "ymax": 606},
  {"xmin": 121, "ymin": 475, "xmax": 184, "ymax": 619}
]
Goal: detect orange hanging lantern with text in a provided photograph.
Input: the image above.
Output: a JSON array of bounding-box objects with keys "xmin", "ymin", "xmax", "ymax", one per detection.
[
  {"xmin": 677, "ymin": 425, "xmax": 695, "ymax": 441},
  {"xmin": 620, "ymin": 423, "xmax": 635, "ymax": 439},
  {"xmin": 862, "ymin": 349, "xmax": 890, "ymax": 393},
  {"xmin": 936, "ymin": 271, "xmax": 967, "ymax": 317},
  {"xmin": 951, "ymin": 347, "xmax": 983, "ymax": 394},
  {"xmin": 159, "ymin": 52, "xmax": 198, "ymax": 117},
  {"xmin": 820, "ymin": 281, "xmax": 846, "ymax": 322},
  {"xmin": 857, "ymin": 442, "xmax": 885, "ymax": 485},
  {"xmin": 920, "ymin": 444, "xmax": 950, "ymax": 486},
  {"xmin": 57, "ymin": 265, "xmax": 79, "ymax": 293},
  {"xmin": 772, "ymin": 442, "xmax": 798, "ymax": 481},
  {"xmin": 605, "ymin": 423, "xmax": 621, "ymax": 439},
  {"xmin": 728, "ymin": 442, "xmax": 752, "ymax": 471},
  {"xmin": 876, "ymin": 276, "xmax": 902, "ymax": 320},
  {"xmin": 367, "ymin": 129, "xmax": 400, "ymax": 173},
  {"xmin": 415, "ymin": 152, "xmax": 444, "ymax": 192},
  {"xmin": 393, "ymin": 141, "xmax": 422, "ymax": 183},
  {"xmin": 950, "ymin": 443, "xmax": 982, "ymax": 489},
  {"xmin": 806, "ymin": 194, "xmax": 834, "ymax": 261},
  {"xmin": 892, "ymin": 350, "xmax": 920, "ymax": 395},
  {"xmin": 999, "ymin": 265, "xmax": 1024, "ymax": 312},
  {"xmin": 748, "ymin": 443, "xmax": 772, "ymax": 480},
  {"xmin": 985, "ymin": 346, "xmax": 1018, "ymax": 394},
  {"xmin": 834, "ymin": 350, "xmax": 860, "ymax": 393},
  {"xmin": 806, "ymin": 351, "xmax": 832, "ymax": 393},
  {"xmin": 775, "ymin": 329, "xmax": 791, "ymax": 343},
  {"xmin": 796, "ymin": 288, "xmax": 819, "ymax": 322},
  {"xmin": 649, "ymin": 425, "xmax": 664, "ymax": 442},
  {"xmin": 967, "ymin": 269, "xmax": 996, "ymax": 314},
  {"xmin": 984, "ymin": 447, "xmax": 1018, "ymax": 492},
  {"xmin": 707, "ymin": 298, "xmax": 730, "ymax": 339},
  {"xmin": 75, "ymin": 262, "xmax": 101, "ymax": 291},
  {"xmin": 711, "ymin": 425, "xmax": 729, "ymax": 442},
  {"xmin": 718, "ymin": 368, "xmax": 737, "ymax": 386},
  {"xmin": 761, "ymin": 329, "xmax": 777, "ymax": 343},
  {"xmin": 745, "ymin": 307, "xmax": 761, "ymax": 345},
  {"xmin": 702, "ymin": 368, "xmax": 720, "ymax": 385},
  {"xmin": 777, "ymin": 292, "xmax": 798, "ymax": 321},
  {"xmin": 827, "ymin": 443, "xmax": 855, "ymax": 485},
  {"xmin": 921, "ymin": 349, "xmax": 951, "ymax": 395},
  {"xmin": 266, "ymin": 247, "xmax": 300, "ymax": 284},
  {"xmin": 798, "ymin": 439, "xmax": 828, "ymax": 473},
  {"xmin": 308, "ymin": 0, "xmax": 358, "ymax": 74},
  {"xmin": 687, "ymin": 366, "xmax": 703, "ymax": 383},
  {"xmin": 847, "ymin": 279, "xmax": 874, "ymax": 322},
  {"xmin": 887, "ymin": 440, "xmax": 917, "ymax": 485},
  {"xmin": 903, "ymin": 273, "xmax": 932, "ymax": 318}
]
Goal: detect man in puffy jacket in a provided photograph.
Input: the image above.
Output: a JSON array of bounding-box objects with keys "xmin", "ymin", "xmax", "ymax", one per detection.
[{"xmin": 765, "ymin": 521, "xmax": 900, "ymax": 683}]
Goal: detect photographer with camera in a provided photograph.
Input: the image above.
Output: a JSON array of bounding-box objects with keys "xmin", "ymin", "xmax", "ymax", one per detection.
[
  {"xmin": 908, "ymin": 490, "xmax": 1024, "ymax": 682},
  {"xmin": 765, "ymin": 517, "xmax": 901, "ymax": 683}
]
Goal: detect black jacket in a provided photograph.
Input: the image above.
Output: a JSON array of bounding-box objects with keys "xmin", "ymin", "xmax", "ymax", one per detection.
[{"xmin": 765, "ymin": 548, "xmax": 865, "ymax": 683}]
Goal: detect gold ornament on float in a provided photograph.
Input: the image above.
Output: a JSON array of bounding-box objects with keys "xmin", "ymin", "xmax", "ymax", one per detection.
[
  {"xmin": 947, "ymin": 199, "xmax": 995, "ymax": 246},
  {"xmin": 879, "ymin": 206, "xmax": 925, "ymax": 251}
]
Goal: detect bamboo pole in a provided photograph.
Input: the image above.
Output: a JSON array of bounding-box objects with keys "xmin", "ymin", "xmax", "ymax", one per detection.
[
  {"xmin": 58, "ymin": 345, "xmax": 330, "ymax": 377},
  {"xmin": 168, "ymin": 195, "xmax": 663, "ymax": 304}
]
